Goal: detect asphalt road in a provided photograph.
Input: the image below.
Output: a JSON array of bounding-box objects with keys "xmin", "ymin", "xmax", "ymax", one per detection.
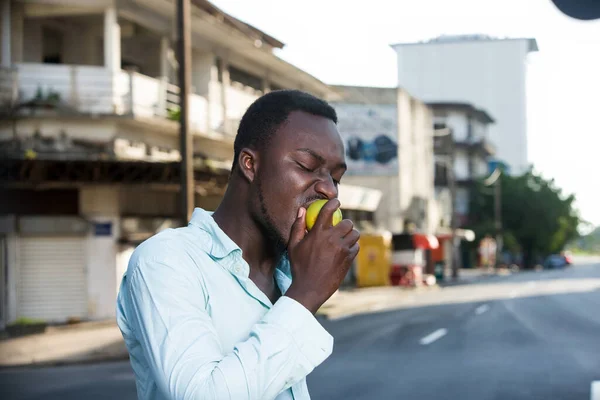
[{"xmin": 2, "ymin": 258, "xmax": 600, "ymax": 400}]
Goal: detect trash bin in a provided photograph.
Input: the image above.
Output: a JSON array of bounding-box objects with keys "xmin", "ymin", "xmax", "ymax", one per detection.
[{"xmin": 355, "ymin": 231, "xmax": 392, "ymax": 287}]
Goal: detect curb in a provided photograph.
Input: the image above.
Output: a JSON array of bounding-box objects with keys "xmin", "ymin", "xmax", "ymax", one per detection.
[
  {"xmin": 0, "ymin": 354, "xmax": 130, "ymax": 371},
  {"xmin": 316, "ymin": 285, "xmax": 441, "ymax": 321}
]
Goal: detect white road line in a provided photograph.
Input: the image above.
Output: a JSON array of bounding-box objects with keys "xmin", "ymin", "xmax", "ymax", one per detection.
[
  {"xmin": 591, "ymin": 381, "xmax": 600, "ymax": 400},
  {"xmin": 419, "ymin": 328, "xmax": 448, "ymax": 345},
  {"xmin": 527, "ymin": 281, "xmax": 537, "ymax": 288},
  {"xmin": 475, "ymin": 304, "xmax": 490, "ymax": 315},
  {"xmin": 509, "ymin": 290, "xmax": 519, "ymax": 298}
]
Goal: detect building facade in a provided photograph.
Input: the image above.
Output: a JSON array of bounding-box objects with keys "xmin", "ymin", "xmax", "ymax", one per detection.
[
  {"xmin": 331, "ymin": 85, "xmax": 438, "ymax": 235},
  {"xmin": 391, "ymin": 35, "xmax": 537, "ymax": 174},
  {"xmin": 430, "ymin": 102, "xmax": 496, "ymax": 227},
  {"xmin": 0, "ymin": 0, "xmax": 339, "ymax": 327}
]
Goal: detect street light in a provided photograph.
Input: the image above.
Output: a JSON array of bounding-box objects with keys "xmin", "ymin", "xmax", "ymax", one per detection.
[{"xmin": 434, "ymin": 127, "xmax": 460, "ymax": 279}]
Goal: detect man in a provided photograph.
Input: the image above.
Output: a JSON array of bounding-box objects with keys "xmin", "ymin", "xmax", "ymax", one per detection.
[{"xmin": 116, "ymin": 89, "xmax": 360, "ymax": 400}]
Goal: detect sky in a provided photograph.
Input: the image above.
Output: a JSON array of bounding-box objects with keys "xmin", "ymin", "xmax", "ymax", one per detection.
[{"xmin": 212, "ymin": 0, "xmax": 600, "ymax": 227}]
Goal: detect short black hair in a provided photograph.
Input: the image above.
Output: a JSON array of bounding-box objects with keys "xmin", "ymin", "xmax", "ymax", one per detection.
[{"xmin": 231, "ymin": 89, "xmax": 338, "ymax": 172}]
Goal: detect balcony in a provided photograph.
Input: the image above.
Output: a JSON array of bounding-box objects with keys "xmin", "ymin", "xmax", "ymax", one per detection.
[
  {"xmin": 455, "ymin": 137, "xmax": 496, "ymax": 157},
  {"xmin": 0, "ymin": 63, "xmax": 212, "ymax": 136}
]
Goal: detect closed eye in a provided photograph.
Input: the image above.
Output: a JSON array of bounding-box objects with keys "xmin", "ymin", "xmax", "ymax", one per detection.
[{"xmin": 296, "ymin": 162, "xmax": 314, "ymax": 172}]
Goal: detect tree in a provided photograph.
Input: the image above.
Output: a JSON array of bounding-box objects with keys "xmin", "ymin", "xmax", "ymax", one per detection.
[
  {"xmin": 467, "ymin": 168, "xmax": 581, "ymax": 268},
  {"xmin": 568, "ymin": 226, "xmax": 600, "ymax": 254}
]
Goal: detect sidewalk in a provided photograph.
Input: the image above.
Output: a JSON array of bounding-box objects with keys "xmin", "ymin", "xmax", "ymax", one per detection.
[
  {"xmin": 317, "ymin": 284, "xmax": 440, "ymax": 320},
  {"xmin": 0, "ymin": 320, "xmax": 127, "ymax": 368},
  {"xmin": 0, "ymin": 268, "xmax": 496, "ymax": 368},
  {"xmin": 318, "ymin": 267, "xmax": 504, "ymax": 319}
]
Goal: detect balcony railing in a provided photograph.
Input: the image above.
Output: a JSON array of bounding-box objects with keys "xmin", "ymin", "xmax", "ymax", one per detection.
[
  {"xmin": 0, "ymin": 63, "xmax": 210, "ymax": 135},
  {"xmin": 455, "ymin": 137, "xmax": 496, "ymax": 156}
]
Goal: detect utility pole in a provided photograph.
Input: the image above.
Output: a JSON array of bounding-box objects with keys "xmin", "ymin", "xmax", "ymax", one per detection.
[
  {"xmin": 176, "ymin": 0, "xmax": 193, "ymax": 225},
  {"xmin": 494, "ymin": 171, "xmax": 503, "ymax": 266},
  {"xmin": 448, "ymin": 156, "xmax": 459, "ymax": 279}
]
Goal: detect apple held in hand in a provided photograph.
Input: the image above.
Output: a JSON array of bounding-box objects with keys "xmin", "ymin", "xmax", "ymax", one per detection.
[{"xmin": 305, "ymin": 199, "xmax": 343, "ymax": 231}]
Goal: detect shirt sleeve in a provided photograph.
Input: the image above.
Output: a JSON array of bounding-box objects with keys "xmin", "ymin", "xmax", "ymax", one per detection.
[{"xmin": 123, "ymin": 255, "xmax": 333, "ymax": 400}]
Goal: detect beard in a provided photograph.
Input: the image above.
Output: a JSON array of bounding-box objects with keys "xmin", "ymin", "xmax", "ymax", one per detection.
[{"xmin": 255, "ymin": 180, "xmax": 288, "ymax": 256}]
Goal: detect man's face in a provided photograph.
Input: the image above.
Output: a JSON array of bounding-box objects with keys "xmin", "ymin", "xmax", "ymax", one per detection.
[{"xmin": 250, "ymin": 110, "xmax": 347, "ymax": 250}]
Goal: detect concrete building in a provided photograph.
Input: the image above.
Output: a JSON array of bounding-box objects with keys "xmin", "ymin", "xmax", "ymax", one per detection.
[
  {"xmin": 391, "ymin": 35, "xmax": 538, "ymax": 174},
  {"xmin": 430, "ymin": 102, "xmax": 495, "ymax": 227},
  {"xmin": 331, "ymin": 85, "xmax": 438, "ymax": 235},
  {"xmin": 0, "ymin": 0, "xmax": 340, "ymax": 327}
]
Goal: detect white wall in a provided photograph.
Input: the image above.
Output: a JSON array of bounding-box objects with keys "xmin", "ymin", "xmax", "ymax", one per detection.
[
  {"xmin": 344, "ymin": 175, "xmax": 403, "ymax": 232},
  {"xmin": 471, "ymin": 119, "xmax": 488, "ymax": 141},
  {"xmin": 80, "ymin": 186, "xmax": 120, "ymax": 320},
  {"xmin": 192, "ymin": 50, "xmax": 214, "ymax": 97},
  {"xmin": 435, "ymin": 111, "xmax": 469, "ymax": 142},
  {"xmin": 395, "ymin": 39, "xmax": 533, "ymax": 173},
  {"xmin": 337, "ymin": 89, "xmax": 435, "ymax": 234}
]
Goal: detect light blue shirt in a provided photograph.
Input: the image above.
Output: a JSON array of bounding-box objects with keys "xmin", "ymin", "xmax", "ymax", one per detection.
[{"xmin": 116, "ymin": 208, "xmax": 333, "ymax": 400}]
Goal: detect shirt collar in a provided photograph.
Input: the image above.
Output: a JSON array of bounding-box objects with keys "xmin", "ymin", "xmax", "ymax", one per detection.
[
  {"xmin": 189, "ymin": 208, "xmax": 240, "ymax": 259},
  {"xmin": 188, "ymin": 208, "xmax": 292, "ymax": 283}
]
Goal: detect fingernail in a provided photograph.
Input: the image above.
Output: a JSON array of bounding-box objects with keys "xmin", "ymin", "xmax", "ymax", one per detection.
[{"xmin": 298, "ymin": 208, "xmax": 305, "ymax": 218}]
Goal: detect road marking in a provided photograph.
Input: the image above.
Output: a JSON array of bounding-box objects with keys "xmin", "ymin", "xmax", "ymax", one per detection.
[
  {"xmin": 509, "ymin": 290, "xmax": 519, "ymax": 298},
  {"xmin": 419, "ymin": 328, "xmax": 448, "ymax": 345},
  {"xmin": 592, "ymin": 381, "xmax": 600, "ymax": 400},
  {"xmin": 475, "ymin": 304, "xmax": 490, "ymax": 315},
  {"xmin": 527, "ymin": 281, "xmax": 537, "ymax": 288}
]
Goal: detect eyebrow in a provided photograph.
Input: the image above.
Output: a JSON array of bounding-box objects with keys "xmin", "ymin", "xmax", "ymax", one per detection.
[{"xmin": 296, "ymin": 148, "xmax": 347, "ymax": 171}]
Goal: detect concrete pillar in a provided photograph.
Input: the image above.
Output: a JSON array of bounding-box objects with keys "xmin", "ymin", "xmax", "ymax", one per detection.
[
  {"xmin": 219, "ymin": 56, "xmax": 230, "ymax": 134},
  {"xmin": 104, "ymin": 7, "xmax": 120, "ymax": 71},
  {"xmin": 1, "ymin": 0, "xmax": 10, "ymax": 67},
  {"xmin": 159, "ymin": 36, "xmax": 169, "ymax": 79},
  {"xmin": 79, "ymin": 186, "xmax": 120, "ymax": 319},
  {"xmin": 262, "ymin": 72, "xmax": 270, "ymax": 94}
]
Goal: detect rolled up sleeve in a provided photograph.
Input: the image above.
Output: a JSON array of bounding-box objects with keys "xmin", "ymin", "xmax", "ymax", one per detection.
[{"xmin": 124, "ymin": 257, "xmax": 333, "ymax": 400}]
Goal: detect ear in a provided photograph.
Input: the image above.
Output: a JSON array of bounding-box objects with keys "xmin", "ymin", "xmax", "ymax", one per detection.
[{"xmin": 237, "ymin": 148, "xmax": 259, "ymax": 183}]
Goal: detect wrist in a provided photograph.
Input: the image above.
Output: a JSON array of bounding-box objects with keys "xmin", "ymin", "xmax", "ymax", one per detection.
[{"xmin": 285, "ymin": 285, "xmax": 321, "ymax": 314}]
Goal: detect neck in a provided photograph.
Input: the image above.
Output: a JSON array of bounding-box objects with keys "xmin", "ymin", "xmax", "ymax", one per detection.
[{"xmin": 212, "ymin": 184, "xmax": 282, "ymax": 278}]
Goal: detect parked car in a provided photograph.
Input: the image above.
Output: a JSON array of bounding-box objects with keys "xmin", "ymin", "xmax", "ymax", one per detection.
[{"xmin": 543, "ymin": 253, "xmax": 572, "ymax": 269}]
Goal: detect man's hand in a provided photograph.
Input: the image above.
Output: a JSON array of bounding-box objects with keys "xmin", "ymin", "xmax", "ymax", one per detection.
[{"xmin": 285, "ymin": 199, "xmax": 360, "ymax": 314}]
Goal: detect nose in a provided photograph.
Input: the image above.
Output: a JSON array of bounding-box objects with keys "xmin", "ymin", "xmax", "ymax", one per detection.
[{"xmin": 314, "ymin": 177, "xmax": 338, "ymax": 200}]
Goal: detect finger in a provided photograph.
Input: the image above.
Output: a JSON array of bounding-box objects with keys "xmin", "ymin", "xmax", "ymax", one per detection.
[
  {"xmin": 342, "ymin": 228, "xmax": 360, "ymax": 247},
  {"xmin": 343, "ymin": 243, "xmax": 360, "ymax": 268},
  {"xmin": 333, "ymin": 219, "xmax": 354, "ymax": 237},
  {"xmin": 348, "ymin": 242, "xmax": 360, "ymax": 259},
  {"xmin": 288, "ymin": 207, "xmax": 306, "ymax": 249},
  {"xmin": 313, "ymin": 198, "xmax": 341, "ymax": 230}
]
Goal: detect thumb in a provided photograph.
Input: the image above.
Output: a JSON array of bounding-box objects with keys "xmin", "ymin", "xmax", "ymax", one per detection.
[{"xmin": 288, "ymin": 207, "xmax": 307, "ymax": 249}]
